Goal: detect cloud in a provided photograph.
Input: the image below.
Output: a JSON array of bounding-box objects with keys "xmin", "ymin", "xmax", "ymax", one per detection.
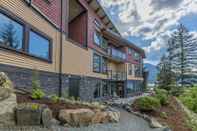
[{"xmin": 99, "ymin": 0, "xmax": 197, "ymax": 64}]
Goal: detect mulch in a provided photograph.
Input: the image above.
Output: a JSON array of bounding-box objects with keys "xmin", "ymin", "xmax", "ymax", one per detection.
[{"xmin": 133, "ymin": 97, "xmax": 192, "ymax": 131}]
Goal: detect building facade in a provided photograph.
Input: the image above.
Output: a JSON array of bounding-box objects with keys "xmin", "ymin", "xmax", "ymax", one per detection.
[{"xmin": 0, "ymin": 0, "xmax": 145, "ymax": 101}]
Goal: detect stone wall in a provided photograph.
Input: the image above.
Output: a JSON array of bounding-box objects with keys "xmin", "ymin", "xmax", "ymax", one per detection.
[{"xmin": 0, "ymin": 63, "xmax": 103, "ymax": 101}]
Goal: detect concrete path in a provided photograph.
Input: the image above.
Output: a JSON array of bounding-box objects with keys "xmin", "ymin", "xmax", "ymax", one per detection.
[{"xmin": 66, "ymin": 108, "xmax": 164, "ymax": 131}]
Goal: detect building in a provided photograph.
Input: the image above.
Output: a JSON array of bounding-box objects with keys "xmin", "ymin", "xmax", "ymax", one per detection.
[{"xmin": 0, "ymin": 0, "xmax": 145, "ymax": 101}]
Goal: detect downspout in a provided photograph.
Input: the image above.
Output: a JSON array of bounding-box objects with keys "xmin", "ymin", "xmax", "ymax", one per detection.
[{"xmin": 59, "ymin": 0, "xmax": 63, "ymax": 97}]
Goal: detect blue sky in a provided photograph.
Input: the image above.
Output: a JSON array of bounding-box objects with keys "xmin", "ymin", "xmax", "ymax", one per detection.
[{"xmin": 99, "ymin": 0, "xmax": 197, "ymax": 65}]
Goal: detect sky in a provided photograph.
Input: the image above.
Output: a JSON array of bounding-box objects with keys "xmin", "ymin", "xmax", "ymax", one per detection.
[{"xmin": 99, "ymin": 0, "xmax": 197, "ymax": 65}]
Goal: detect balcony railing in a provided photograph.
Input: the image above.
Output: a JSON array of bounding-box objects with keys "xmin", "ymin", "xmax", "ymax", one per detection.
[
  {"xmin": 107, "ymin": 70, "xmax": 127, "ymax": 81},
  {"xmin": 108, "ymin": 47, "xmax": 126, "ymax": 61}
]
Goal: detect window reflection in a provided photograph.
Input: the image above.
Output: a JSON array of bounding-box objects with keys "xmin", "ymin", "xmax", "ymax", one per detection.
[
  {"xmin": 0, "ymin": 13, "xmax": 23, "ymax": 50},
  {"xmin": 29, "ymin": 31, "xmax": 50, "ymax": 60}
]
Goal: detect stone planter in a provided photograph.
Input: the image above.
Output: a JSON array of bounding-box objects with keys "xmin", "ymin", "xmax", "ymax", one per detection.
[{"xmin": 16, "ymin": 103, "xmax": 42, "ymax": 126}]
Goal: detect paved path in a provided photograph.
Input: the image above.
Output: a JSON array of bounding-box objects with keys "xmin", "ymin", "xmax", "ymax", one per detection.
[{"xmin": 66, "ymin": 108, "xmax": 164, "ymax": 131}]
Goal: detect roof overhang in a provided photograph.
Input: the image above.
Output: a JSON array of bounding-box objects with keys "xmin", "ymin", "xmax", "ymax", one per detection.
[{"xmin": 85, "ymin": 0, "xmax": 120, "ymax": 34}]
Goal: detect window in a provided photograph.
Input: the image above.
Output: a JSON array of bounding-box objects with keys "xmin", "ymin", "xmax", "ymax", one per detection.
[
  {"xmin": 128, "ymin": 48, "xmax": 132, "ymax": 55},
  {"xmin": 93, "ymin": 53, "xmax": 108, "ymax": 73},
  {"xmin": 102, "ymin": 58, "xmax": 107, "ymax": 73},
  {"xmin": 94, "ymin": 31, "xmax": 102, "ymax": 46},
  {"xmin": 93, "ymin": 53, "xmax": 101, "ymax": 72},
  {"xmin": 135, "ymin": 65, "xmax": 141, "ymax": 77},
  {"xmin": 94, "ymin": 82, "xmax": 102, "ymax": 98},
  {"xmin": 0, "ymin": 10, "xmax": 52, "ymax": 62},
  {"xmin": 0, "ymin": 13, "xmax": 24, "ymax": 50},
  {"xmin": 128, "ymin": 64, "xmax": 133, "ymax": 75},
  {"xmin": 29, "ymin": 31, "xmax": 50, "ymax": 60}
]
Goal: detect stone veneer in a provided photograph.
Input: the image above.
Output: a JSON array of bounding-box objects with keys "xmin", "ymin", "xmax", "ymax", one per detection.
[{"xmin": 0, "ymin": 64, "xmax": 103, "ymax": 101}]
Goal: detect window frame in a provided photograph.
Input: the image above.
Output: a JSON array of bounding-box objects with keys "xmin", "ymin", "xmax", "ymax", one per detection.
[
  {"xmin": 0, "ymin": 7, "xmax": 53, "ymax": 63},
  {"xmin": 93, "ymin": 53, "xmax": 101, "ymax": 73}
]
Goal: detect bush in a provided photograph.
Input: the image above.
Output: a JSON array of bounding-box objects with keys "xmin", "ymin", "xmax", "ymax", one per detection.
[
  {"xmin": 135, "ymin": 96, "xmax": 161, "ymax": 112},
  {"xmin": 31, "ymin": 88, "xmax": 45, "ymax": 99},
  {"xmin": 170, "ymin": 86, "xmax": 184, "ymax": 96},
  {"xmin": 155, "ymin": 88, "xmax": 169, "ymax": 105},
  {"xmin": 51, "ymin": 95, "xmax": 60, "ymax": 103},
  {"xmin": 179, "ymin": 87, "xmax": 197, "ymax": 113}
]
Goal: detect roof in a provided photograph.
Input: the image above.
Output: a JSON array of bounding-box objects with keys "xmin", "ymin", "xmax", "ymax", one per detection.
[
  {"xmin": 85, "ymin": 0, "xmax": 145, "ymax": 58},
  {"xmin": 103, "ymin": 29, "xmax": 146, "ymax": 58},
  {"xmin": 85, "ymin": 0, "xmax": 120, "ymax": 35}
]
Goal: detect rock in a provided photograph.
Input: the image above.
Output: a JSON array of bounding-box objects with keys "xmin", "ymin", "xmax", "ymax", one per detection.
[
  {"xmin": 42, "ymin": 108, "xmax": 53, "ymax": 128},
  {"xmin": 150, "ymin": 117, "xmax": 163, "ymax": 128},
  {"xmin": 107, "ymin": 111, "xmax": 120, "ymax": 123},
  {"xmin": 16, "ymin": 103, "xmax": 42, "ymax": 126},
  {"xmin": 92, "ymin": 111, "xmax": 109, "ymax": 124},
  {"xmin": 59, "ymin": 109, "xmax": 95, "ymax": 127},
  {"xmin": 50, "ymin": 118, "xmax": 60, "ymax": 126},
  {"xmin": 0, "ymin": 72, "xmax": 13, "ymax": 89},
  {"xmin": 0, "ymin": 93, "xmax": 17, "ymax": 126}
]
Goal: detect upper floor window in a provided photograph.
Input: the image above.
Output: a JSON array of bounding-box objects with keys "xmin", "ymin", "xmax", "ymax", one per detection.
[
  {"xmin": 29, "ymin": 31, "xmax": 50, "ymax": 60},
  {"xmin": 93, "ymin": 53, "xmax": 107, "ymax": 73},
  {"xmin": 128, "ymin": 64, "xmax": 133, "ymax": 75},
  {"xmin": 135, "ymin": 65, "xmax": 141, "ymax": 77},
  {"xmin": 128, "ymin": 48, "xmax": 132, "ymax": 55},
  {"xmin": 94, "ymin": 31, "xmax": 102, "ymax": 46},
  {"xmin": 0, "ymin": 13, "xmax": 24, "ymax": 50}
]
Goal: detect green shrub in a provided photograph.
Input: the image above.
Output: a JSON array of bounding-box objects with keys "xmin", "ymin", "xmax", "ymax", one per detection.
[
  {"xmin": 51, "ymin": 95, "xmax": 60, "ymax": 103},
  {"xmin": 31, "ymin": 88, "xmax": 45, "ymax": 99},
  {"xmin": 135, "ymin": 96, "xmax": 161, "ymax": 112},
  {"xmin": 155, "ymin": 88, "xmax": 169, "ymax": 105},
  {"xmin": 170, "ymin": 86, "xmax": 184, "ymax": 96},
  {"xmin": 160, "ymin": 112, "xmax": 168, "ymax": 119},
  {"xmin": 179, "ymin": 87, "xmax": 197, "ymax": 113},
  {"xmin": 31, "ymin": 70, "xmax": 45, "ymax": 100}
]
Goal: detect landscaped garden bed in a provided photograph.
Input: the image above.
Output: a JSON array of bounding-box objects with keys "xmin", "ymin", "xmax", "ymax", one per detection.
[{"xmin": 131, "ymin": 89, "xmax": 193, "ymax": 131}]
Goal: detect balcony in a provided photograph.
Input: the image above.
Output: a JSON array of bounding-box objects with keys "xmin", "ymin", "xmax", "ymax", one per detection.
[
  {"xmin": 107, "ymin": 70, "xmax": 127, "ymax": 81},
  {"xmin": 107, "ymin": 47, "xmax": 126, "ymax": 62}
]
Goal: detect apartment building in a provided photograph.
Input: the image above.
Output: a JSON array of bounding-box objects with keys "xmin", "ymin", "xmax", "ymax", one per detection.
[{"xmin": 0, "ymin": 0, "xmax": 145, "ymax": 101}]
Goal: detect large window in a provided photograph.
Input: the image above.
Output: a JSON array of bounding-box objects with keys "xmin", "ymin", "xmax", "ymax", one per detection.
[
  {"xmin": 93, "ymin": 31, "xmax": 108, "ymax": 50},
  {"xmin": 0, "ymin": 13, "xmax": 23, "ymax": 50},
  {"xmin": 93, "ymin": 53, "xmax": 101, "ymax": 72},
  {"xmin": 29, "ymin": 31, "xmax": 50, "ymax": 60},
  {"xmin": 0, "ymin": 11, "xmax": 52, "ymax": 62},
  {"xmin": 93, "ymin": 53, "xmax": 108, "ymax": 73}
]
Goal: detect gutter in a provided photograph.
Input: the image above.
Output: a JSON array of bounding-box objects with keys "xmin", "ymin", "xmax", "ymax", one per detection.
[{"xmin": 59, "ymin": 0, "xmax": 63, "ymax": 97}]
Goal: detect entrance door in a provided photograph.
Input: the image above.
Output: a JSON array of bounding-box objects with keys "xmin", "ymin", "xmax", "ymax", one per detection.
[{"xmin": 69, "ymin": 78, "xmax": 80, "ymax": 99}]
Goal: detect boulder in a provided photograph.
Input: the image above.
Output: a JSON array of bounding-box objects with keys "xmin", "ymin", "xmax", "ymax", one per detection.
[
  {"xmin": 107, "ymin": 111, "xmax": 120, "ymax": 123},
  {"xmin": 0, "ymin": 93, "xmax": 17, "ymax": 126},
  {"xmin": 150, "ymin": 117, "xmax": 163, "ymax": 128},
  {"xmin": 42, "ymin": 108, "xmax": 53, "ymax": 128},
  {"xmin": 59, "ymin": 109, "xmax": 95, "ymax": 126},
  {"xmin": 92, "ymin": 111, "xmax": 109, "ymax": 124},
  {"xmin": 0, "ymin": 72, "xmax": 16, "ymax": 126}
]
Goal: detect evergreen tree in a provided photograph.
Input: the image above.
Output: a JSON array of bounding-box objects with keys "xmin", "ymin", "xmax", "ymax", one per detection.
[
  {"xmin": 168, "ymin": 24, "xmax": 197, "ymax": 86},
  {"xmin": 157, "ymin": 55, "xmax": 176, "ymax": 90}
]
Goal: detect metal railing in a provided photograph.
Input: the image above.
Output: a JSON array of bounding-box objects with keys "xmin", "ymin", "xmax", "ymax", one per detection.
[{"xmin": 107, "ymin": 70, "xmax": 127, "ymax": 81}]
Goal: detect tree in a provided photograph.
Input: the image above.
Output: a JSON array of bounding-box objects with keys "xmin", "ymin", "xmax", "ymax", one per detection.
[
  {"xmin": 157, "ymin": 55, "xmax": 176, "ymax": 91},
  {"xmin": 0, "ymin": 22, "xmax": 20, "ymax": 49},
  {"xmin": 168, "ymin": 24, "xmax": 197, "ymax": 86}
]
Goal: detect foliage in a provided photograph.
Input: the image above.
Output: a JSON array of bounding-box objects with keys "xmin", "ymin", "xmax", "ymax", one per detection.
[
  {"xmin": 169, "ymin": 86, "xmax": 184, "ymax": 96},
  {"xmin": 135, "ymin": 96, "xmax": 161, "ymax": 112},
  {"xmin": 179, "ymin": 87, "xmax": 197, "ymax": 113},
  {"xmin": 51, "ymin": 95, "xmax": 60, "ymax": 103},
  {"xmin": 160, "ymin": 112, "xmax": 168, "ymax": 119},
  {"xmin": 157, "ymin": 55, "xmax": 176, "ymax": 91},
  {"xmin": 31, "ymin": 103, "xmax": 40, "ymax": 110},
  {"xmin": 31, "ymin": 70, "xmax": 45, "ymax": 99},
  {"xmin": 154, "ymin": 88, "xmax": 169, "ymax": 105}
]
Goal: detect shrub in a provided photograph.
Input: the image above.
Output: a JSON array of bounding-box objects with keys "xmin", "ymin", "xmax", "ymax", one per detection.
[
  {"xmin": 155, "ymin": 88, "xmax": 169, "ymax": 105},
  {"xmin": 31, "ymin": 88, "xmax": 45, "ymax": 99},
  {"xmin": 135, "ymin": 96, "xmax": 161, "ymax": 112},
  {"xmin": 31, "ymin": 70, "xmax": 45, "ymax": 100},
  {"xmin": 51, "ymin": 95, "xmax": 60, "ymax": 103},
  {"xmin": 170, "ymin": 86, "xmax": 184, "ymax": 96},
  {"xmin": 179, "ymin": 87, "xmax": 197, "ymax": 113}
]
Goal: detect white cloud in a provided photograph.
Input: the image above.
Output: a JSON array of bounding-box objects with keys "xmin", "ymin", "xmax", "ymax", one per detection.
[{"xmin": 99, "ymin": 0, "xmax": 197, "ymax": 64}]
